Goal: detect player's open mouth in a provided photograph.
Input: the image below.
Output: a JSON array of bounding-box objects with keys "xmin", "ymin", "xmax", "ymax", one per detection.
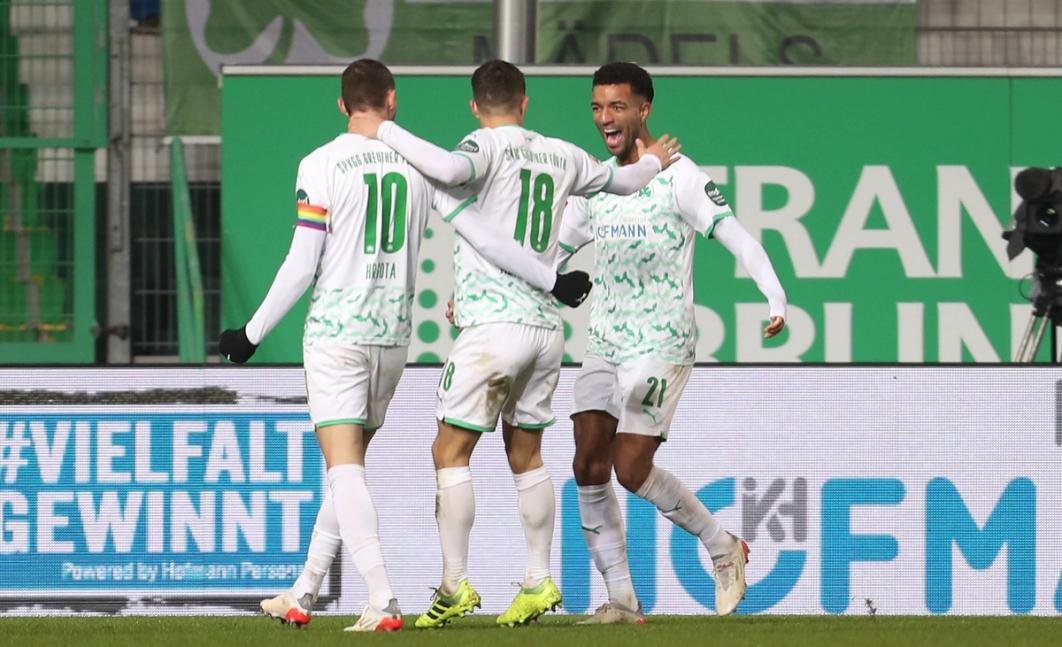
[{"xmin": 603, "ymin": 128, "xmax": 623, "ymax": 148}]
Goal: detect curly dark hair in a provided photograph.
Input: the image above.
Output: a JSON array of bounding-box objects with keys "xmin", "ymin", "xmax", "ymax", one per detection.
[{"xmin": 592, "ymin": 62, "xmax": 654, "ymax": 102}]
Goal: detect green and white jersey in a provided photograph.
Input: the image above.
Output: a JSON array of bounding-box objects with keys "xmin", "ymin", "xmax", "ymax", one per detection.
[
  {"xmin": 560, "ymin": 156, "xmax": 734, "ymax": 364},
  {"xmin": 296, "ymin": 133, "xmax": 445, "ymax": 347},
  {"xmin": 445, "ymin": 125, "xmax": 615, "ymax": 329}
]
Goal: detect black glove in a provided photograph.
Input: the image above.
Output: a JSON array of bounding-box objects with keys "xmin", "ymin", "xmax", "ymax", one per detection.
[
  {"xmin": 218, "ymin": 326, "xmax": 257, "ymax": 364},
  {"xmin": 551, "ymin": 270, "xmax": 592, "ymax": 308}
]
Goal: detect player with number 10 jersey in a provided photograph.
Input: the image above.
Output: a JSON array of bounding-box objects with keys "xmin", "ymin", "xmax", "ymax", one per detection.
[{"xmin": 221, "ymin": 59, "xmax": 563, "ymax": 633}]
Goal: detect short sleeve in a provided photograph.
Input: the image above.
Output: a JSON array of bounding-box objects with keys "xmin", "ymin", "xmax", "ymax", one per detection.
[
  {"xmin": 673, "ymin": 162, "xmax": 734, "ymax": 238},
  {"xmin": 451, "ymin": 129, "xmax": 494, "ymax": 186},
  {"xmin": 566, "ymin": 142, "xmax": 613, "ymax": 197},
  {"xmin": 294, "ymin": 155, "xmax": 331, "ymax": 232},
  {"xmin": 558, "ymin": 197, "xmax": 594, "ymax": 254}
]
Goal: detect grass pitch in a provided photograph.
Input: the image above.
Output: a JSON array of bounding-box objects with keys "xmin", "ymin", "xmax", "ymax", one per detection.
[{"xmin": 1, "ymin": 614, "xmax": 1059, "ymax": 647}]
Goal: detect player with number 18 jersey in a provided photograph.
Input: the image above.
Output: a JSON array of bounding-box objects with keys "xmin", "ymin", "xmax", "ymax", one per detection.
[{"xmin": 353, "ymin": 60, "xmax": 681, "ymax": 628}]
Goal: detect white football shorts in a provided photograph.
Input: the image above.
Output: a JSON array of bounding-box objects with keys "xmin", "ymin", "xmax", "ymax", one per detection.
[
  {"xmin": 437, "ymin": 322, "xmax": 564, "ymax": 432},
  {"xmin": 303, "ymin": 342, "xmax": 408, "ymax": 430},
  {"xmin": 571, "ymin": 353, "xmax": 692, "ymax": 439}
]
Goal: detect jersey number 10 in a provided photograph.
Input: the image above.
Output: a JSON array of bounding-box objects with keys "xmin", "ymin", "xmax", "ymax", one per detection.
[
  {"xmin": 363, "ymin": 172, "xmax": 407, "ymax": 254},
  {"xmin": 514, "ymin": 169, "xmax": 554, "ymax": 253}
]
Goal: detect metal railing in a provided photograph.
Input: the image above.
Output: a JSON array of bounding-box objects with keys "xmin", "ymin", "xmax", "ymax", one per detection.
[
  {"xmin": 918, "ymin": 0, "xmax": 1062, "ymax": 66},
  {"xmin": 0, "ymin": 0, "xmax": 106, "ymax": 362}
]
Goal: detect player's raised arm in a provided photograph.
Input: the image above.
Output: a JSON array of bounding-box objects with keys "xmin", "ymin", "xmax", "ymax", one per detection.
[
  {"xmin": 218, "ymin": 170, "xmax": 329, "ymax": 363},
  {"xmin": 567, "ymin": 136, "xmax": 681, "ymax": 198},
  {"xmin": 437, "ymin": 188, "xmax": 592, "ymax": 308},
  {"xmin": 605, "ymin": 134, "xmax": 682, "ymax": 195},
  {"xmin": 349, "ymin": 117, "xmax": 485, "ymax": 187}
]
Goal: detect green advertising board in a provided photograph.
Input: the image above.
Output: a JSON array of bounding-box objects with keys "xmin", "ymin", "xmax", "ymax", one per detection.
[
  {"xmin": 221, "ymin": 68, "xmax": 1062, "ymax": 363},
  {"xmin": 164, "ymin": 0, "xmax": 915, "ymax": 134}
]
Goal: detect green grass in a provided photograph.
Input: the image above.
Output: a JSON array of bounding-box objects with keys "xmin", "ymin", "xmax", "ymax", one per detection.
[{"xmin": 1, "ymin": 615, "xmax": 1060, "ymax": 647}]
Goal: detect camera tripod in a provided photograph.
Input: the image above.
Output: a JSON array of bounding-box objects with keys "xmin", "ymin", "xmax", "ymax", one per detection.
[{"xmin": 1014, "ymin": 268, "xmax": 1062, "ymax": 362}]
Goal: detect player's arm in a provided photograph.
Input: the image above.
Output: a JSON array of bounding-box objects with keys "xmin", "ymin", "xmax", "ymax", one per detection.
[
  {"xmin": 244, "ymin": 226, "xmax": 325, "ymax": 343},
  {"xmin": 372, "ymin": 121, "xmax": 486, "ymax": 187},
  {"xmin": 554, "ymin": 197, "xmax": 594, "ymax": 270},
  {"xmin": 675, "ymin": 167, "xmax": 786, "ymax": 337},
  {"xmin": 219, "ymin": 227, "xmax": 325, "ymax": 363},
  {"xmin": 437, "ymin": 189, "xmax": 592, "ymax": 307},
  {"xmin": 569, "ymin": 136, "xmax": 682, "ymax": 197},
  {"xmin": 218, "ymin": 166, "xmax": 329, "ymax": 363},
  {"xmin": 714, "ymin": 218, "xmax": 787, "ymax": 337},
  {"xmin": 605, "ymin": 135, "xmax": 683, "ymax": 194}
]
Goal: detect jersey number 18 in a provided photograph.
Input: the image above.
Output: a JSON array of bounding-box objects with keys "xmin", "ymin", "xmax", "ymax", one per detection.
[{"xmin": 514, "ymin": 169, "xmax": 554, "ymax": 253}]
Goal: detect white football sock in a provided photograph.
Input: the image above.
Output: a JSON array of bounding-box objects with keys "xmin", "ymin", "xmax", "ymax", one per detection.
[
  {"xmin": 327, "ymin": 464, "xmax": 394, "ymax": 610},
  {"xmin": 636, "ymin": 466, "xmax": 733, "ymax": 558},
  {"xmin": 513, "ymin": 466, "xmax": 555, "ymax": 588},
  {"xmin": 291, "ymin": 487, "xmax": 341, "ymax": 603},
  {"xmin": 577, "ymin": 483, "xmax": 639, "ymax": 609},
  {"xmin": 436, "ymin": 466, "xmax": 475, "ymax": 594}
]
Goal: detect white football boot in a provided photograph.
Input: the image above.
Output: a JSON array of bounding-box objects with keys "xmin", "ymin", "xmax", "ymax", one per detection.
[
  {"xmin": 712, "ymin": 532, "xmax": 750, "ymax": 616},
  {"xmin": 344, "ymin": 598, "xmax": 404, "ymax": 632},
  {"xmin": 260, "ymin": 591, "xmax": 313, "ymax": 627},
  {"xmin": 576, "ymin": 601, "xmax": 645, "ymax": 625}
]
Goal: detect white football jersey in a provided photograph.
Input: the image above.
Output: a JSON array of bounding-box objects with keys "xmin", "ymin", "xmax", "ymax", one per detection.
[
  {"xmin": 560, "ymin": 156, "xmax": 735, "ymax": 364},
  {"xmin": 294, "ymin": 133, "xmax": 446, "ymax": 346},
  {"xmin": 444, "ymin": 125, "xmax": 614, "ymax": 328}
]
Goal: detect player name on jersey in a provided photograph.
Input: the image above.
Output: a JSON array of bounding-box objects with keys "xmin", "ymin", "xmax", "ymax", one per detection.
[
  {"xmin": 501, "ymin": 145, "xmax": 569, "ymax": 170},
  {"xmin": 336, "ymin": 150, "xmax": 405, "ymax": 173},
  {"xmin": 365, "ymin": 261, "xmax": 398, "ymax": 280}
]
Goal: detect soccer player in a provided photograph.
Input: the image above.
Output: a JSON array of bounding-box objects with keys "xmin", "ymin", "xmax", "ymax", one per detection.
[
  {"xmin": 347, "ymin": 60, "xmax": 681, "ymax": 628},
  {"xmin": 557, "ymin": 62, "xmax": 787, "ymax": 623},
  {"xmin": 219, "ymin": 59, "xmax": 590, "ymax": 632}
]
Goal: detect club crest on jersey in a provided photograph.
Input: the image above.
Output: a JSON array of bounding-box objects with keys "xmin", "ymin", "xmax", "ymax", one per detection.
[
  {"xmin": 296, "ymin": 188, "xmax": 310, "ymax": 204},
  {"xmin": 457, "ymin": 140, "xmax": 480, "ymax": 154},
  {"xmin": 704, "ymin": 181, "xmax": 728, "ymax": 207}
]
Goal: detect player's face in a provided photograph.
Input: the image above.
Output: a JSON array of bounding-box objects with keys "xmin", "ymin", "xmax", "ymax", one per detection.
[{"xmin": 591, "ymin": 83, "xmax": 648, "ymax": 158}]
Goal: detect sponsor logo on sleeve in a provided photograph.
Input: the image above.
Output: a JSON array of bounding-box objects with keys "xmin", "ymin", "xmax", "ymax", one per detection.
[
  {"xmin": 456, "ymin": 140, "xmax": 480, "ymax": 154},
  {"xmin": 704, "ymin": 181, "xmax": 728, "ymax": 207}
]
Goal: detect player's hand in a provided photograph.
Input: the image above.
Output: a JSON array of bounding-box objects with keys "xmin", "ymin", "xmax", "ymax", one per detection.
[
  {"xmin": 763, "ymin": 316, "xmax": 785, "ymax": 338},
  {"xmin": 445, "ymin": 299, "xmax": 456, "ymax": 325},
  {"xmin": 551, "ymin": 270, "xmax": 593, "ymax": 308},
  {"xmin": 638, "ymin": 134, "xmax": 682, "ymax": 171},
  {"xmin": 218, "ymin": 326, "xmax": 257, "ymax": 363}
]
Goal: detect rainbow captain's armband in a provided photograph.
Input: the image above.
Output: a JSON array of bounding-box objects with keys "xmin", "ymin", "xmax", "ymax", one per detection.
[{"xmin": 295, "ymin": 203, "xmax": 329, "ymax": 231}]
